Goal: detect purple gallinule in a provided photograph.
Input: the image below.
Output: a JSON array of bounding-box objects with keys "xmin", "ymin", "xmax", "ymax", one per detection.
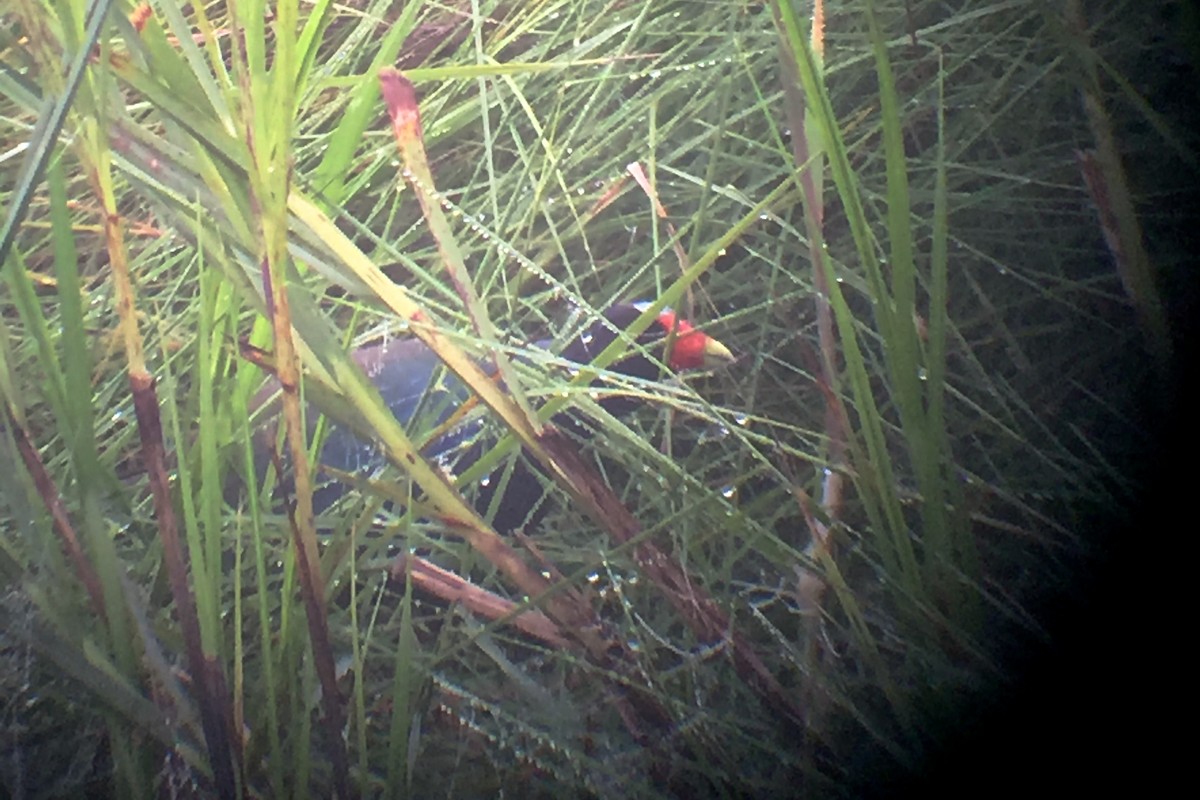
[{"xmin": 256, "ymin": 302, "xmax": 733, "ymax": 529}]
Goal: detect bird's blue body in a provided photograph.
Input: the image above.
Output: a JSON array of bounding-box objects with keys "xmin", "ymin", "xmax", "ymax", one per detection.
[{"xmin": 251, "ymin": 304, "xmax": 732, "ymax": 530}]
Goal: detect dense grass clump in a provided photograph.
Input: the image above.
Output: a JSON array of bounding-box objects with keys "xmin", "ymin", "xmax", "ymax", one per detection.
[{"xmin": 1, "ymin": 0, "xmax": 1188, "ymax": 796}]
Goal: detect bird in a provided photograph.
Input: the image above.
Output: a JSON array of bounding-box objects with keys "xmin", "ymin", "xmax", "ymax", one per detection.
[{"xmin": 252, "ymin": 302, "xmax": 733, "ymax": 530}]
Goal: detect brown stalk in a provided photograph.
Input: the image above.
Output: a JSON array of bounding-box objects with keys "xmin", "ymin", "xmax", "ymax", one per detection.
[
  {"xmin": 380, "ymin": 68, "xmax": 540, "ymax": 434},
  {"xmin": 4, "ymin": 408, "xmax": 107, "ymax": 618},
  {"xmin": 223, "ymin": 0, "xmax": 349, "ymax": 780},
  {"xmin": 390, "ymin": 555, "xmax": 569, "ymax": 648},
  {"xmin": 770, "ymin": 0, "xmax": 844, "ymax": 615},
  {"xmin": 374, "ymin": 74, "xmax": 623, "ymax": 638},
  {"xmin": 258, "ymin": 242, "xmax": 352, "ymax": 800},
  {"xmin": 377, "ymin": 67, "xmax": 799, "ymax": 731},
  {"xmin": 1066, "ymin": 0, "xmax": 1171, "ymax": 366},
  {"xmin": 114, "ymin": 272, "xmax": 241, "ymax": 796}
]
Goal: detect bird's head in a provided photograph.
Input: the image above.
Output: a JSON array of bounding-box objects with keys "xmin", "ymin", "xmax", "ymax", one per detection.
[{"xmin": 562, "ymin": 301, "xmax": 734, "ymax": 380}]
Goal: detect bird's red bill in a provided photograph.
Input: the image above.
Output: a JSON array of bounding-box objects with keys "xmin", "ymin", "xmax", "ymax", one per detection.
[{"xmin": 655, "ymin": 309, "xmax": 733, "ymax": 370}]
